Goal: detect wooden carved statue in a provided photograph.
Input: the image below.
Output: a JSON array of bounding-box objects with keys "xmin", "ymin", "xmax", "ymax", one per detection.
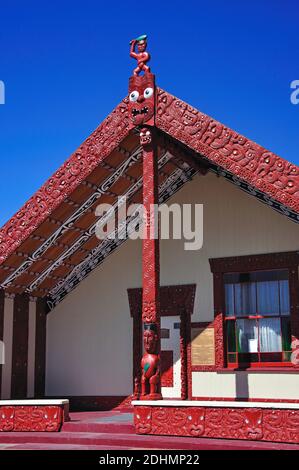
[
  {"xmin": 141, "ymin": 324, "xmax": 161, "ymax": 399},
  {"xmin": 129, "ymin": 34, "xmax": 151, "ymax": 76},
  {"xmin": 128, "ymin": 34, "xmax": 155, "ymax": 129}
]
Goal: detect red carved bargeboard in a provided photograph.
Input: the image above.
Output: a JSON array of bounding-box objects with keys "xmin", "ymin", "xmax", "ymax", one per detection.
[
  {"xmin": 0, "ymin": 87, "xmax": 298, "ymax": 267},
  {"xmin": 0, "ymin": 405, "xmax": 65, "ymax": 432},
  {"xmin": 156, "ymin": 88, "xmax": 299, "ymax": 213},
  {"xmin": 134, "ymin": 405, "xmax": 299, "ymax": 444}
]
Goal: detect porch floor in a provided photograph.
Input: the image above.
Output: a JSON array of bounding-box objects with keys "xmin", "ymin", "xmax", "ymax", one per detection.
[{"xmin": 0, "ymin": 410, "xmax": 298, "ymax": 450}]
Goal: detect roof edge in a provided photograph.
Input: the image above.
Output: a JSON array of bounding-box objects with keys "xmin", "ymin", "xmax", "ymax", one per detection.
[
  {"xmin": 156, "ymin": 87, "xmax": 299, "ymax": 215},
  {"xmin": 0, "ymin": 85, "xmax": 298, "ymax": 267},
  {"xmin": 0, "ymin": 97, "xmax": 130, "ymax": 264}
]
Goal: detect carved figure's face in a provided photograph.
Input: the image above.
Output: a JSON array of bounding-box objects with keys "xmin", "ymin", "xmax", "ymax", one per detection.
[
  {"xmin": 128, "ymin": 73, "xmax": 155, "ymax": 127},
  {"xmin": 185, "ymin": 409, "xmax": 205, "ymax": 436},
  {"xmin": 140, "ymin": 128, "xmax": 152, "ymax": 146},
  {"xmin": 137, "ymin": 40, "xmax": 147, "ymax": 52},
  {"xmin": 135, "ymin": 407, "xmax": 152, "ymax": 434},
  {"xmin": 144, "ymin": 329, "xmax": 157, "ymax": 353},
  {"xmin": 243, "ymin": 410, "xmax": 263, "ymax": 440}
]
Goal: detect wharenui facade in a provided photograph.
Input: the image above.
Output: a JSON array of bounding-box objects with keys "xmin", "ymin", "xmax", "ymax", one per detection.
[{"xmin": 0, "ymin": 37, "xmax": 298, "ymax": 444}]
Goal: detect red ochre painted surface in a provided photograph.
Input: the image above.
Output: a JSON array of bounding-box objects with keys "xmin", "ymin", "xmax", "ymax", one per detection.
[
  {"xmin": 134, "ymin": 406, "xmax": 299, "ymax": 444},
  {"xmin": 0, "ymin": 411, "xmax": 299, "ymax": 450},
  {"xmin": 0, "ymin": 405, "xmax": 66, "ymax": 432}
]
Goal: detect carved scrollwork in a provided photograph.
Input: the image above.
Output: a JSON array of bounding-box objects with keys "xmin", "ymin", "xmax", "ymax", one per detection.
[{"xmin": 156, "ymin": 88, "xmax": 299, "ymax": 213}]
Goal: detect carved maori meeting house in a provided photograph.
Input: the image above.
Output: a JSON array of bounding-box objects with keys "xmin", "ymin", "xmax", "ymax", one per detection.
[{"xmin": 0, "ymin": 36, "xmax": 298, "ymax": 443}]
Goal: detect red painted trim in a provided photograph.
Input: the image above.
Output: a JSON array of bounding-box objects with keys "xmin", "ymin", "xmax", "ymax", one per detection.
[
  {"xmin": 34, "ymin": 298, "xmax": 47, "ymax": 398},
  {"xmin": 0, "ymin": 99, "xmax": 130, "ymax": 264},
  {"xmin": 11, "ymin": 294, "xmax": 29, "ymax": 399},
  {"xmin": 209, "ymin": 251, "xmax": 299, "ymax": 273},
  {"xmin": 222, "ymin": 366, "xmax": 297, "ymax": 372},
  {"xmin": 0, "ymin": 290, "xmax": 5, "ymax": 398},
  {"xmin": 156, "ymin": 88, "xmax": 299, "ymax": 214},
  {"xmin": 0, "ymin": 405, "xmax": 66, "ymax": 432},
  {"xmin": 226, "ymin": 363, "xmax": 295, "ymax": 370},
  {"xmin": 128, "ymin": 284, "xmax": 196, "ymax": 400},
  {"xmin": 134, "ymin": 404, "xmax": 299, "ymax": 443}
]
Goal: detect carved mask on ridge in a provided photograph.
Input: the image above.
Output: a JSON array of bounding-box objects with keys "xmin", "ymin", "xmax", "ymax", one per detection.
[{"xmin": 128, "ymin": 73, "xmax": 155, "ymax": 127}]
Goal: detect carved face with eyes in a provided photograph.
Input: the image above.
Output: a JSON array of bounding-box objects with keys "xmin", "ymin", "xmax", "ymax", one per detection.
[
  {"xmin": 128, "ymin": 73, "xmax": 155, "ymax": 127},
  {"xmin": 139, "ymin": 127, "xmax": 152, "ymax": 146}
]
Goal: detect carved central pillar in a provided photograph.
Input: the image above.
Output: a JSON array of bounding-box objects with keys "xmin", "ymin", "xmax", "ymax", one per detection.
[
  {"xmin": 128, "ymin": 35, "xmax": 162, "ymax": 400},
  {"xmin": 139, "ymin": 127, "xmax": 162, "ymax": 400}
]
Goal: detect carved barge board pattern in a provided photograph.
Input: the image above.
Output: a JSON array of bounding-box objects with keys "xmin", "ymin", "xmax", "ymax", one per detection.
[
  {"xmin": 0, "ymin": 87, "xmax": 298, "ymax": 271},
  {"xmin": 0, "ymin": 405, "xmax": 64, "ymax": 432},
  {"xmin": 0, "ymin": 98, "xmax": 130, "ymax": 264},
  {"xmin": 134, "ymin": 405, "xmax": 299, "ymax": 444},
  {"xmin": 156, "ymin": 88, "xmax": 299, "ymax": 214}
]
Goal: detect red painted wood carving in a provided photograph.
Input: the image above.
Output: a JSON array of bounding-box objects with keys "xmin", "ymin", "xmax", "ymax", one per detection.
[
  {"xmin": 130, "ymin": 35, "xmax": 162, "ymax": 405},
  {"xmin": 134, "ymin": 405, "xmax": 299, "ymax": 444},
  {"xmin": 128, "ymin": 284, "xmax": 196, "ymax": 401},
  {"xmin": 128, "ymin": 75, "xmax": 155, "ymax": 128},
  {"xmin": 156, "ymin": 88, "xmax": 299, "ymax": 213},
  {"xmin": 141, "ymin": 325, "xmax": 161, "ymax": 399},
  {"xmin": 139, "ymin": 123, "xmax": 162, "ymax": 400},
  {"xmin": 0, "ymin": 406, "xmax": 64, "ymax": 432},
  {"xmin": 130, "ymin": 35, "xmax": 151, "ymax": 76},
  {"xmin": 0, "ymin": 99, "xmax": 130, "ymax": 264},
  {"xmin": 1, "ymin": 80, "xmax": 298, "ymax": 269}
]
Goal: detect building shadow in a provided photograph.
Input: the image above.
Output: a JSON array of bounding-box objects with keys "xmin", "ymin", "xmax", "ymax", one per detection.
[{"xmin": 235, "ymin": 371, "xmax": 249, "ymax": 401}]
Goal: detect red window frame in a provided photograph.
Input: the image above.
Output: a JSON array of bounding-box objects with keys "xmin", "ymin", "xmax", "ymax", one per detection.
[
  {"xmin": 209, "ymin": 252, "xmax": 299, "ymax": 371},
  {"xmin": 224, "ymin": 269, "xmax": 292, "ymax": 368}
]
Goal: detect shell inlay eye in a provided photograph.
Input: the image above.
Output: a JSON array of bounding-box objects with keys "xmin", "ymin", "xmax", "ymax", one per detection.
[
  {"xmin": 130, "ymin": 90, "xmax": 139, "ymax": 102},
  {"xmin": 144, "ymin": 87, "xmax": 154, "ymax": 98}
]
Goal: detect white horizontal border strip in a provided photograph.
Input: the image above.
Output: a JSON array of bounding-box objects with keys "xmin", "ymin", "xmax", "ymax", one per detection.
[
  {"xmin": 0, "ymin": 399, "xmax": 69, "ymax": 405},
  {"xmin": 132, "ymin": 400, "xmax": 299, "ymax": 409}
]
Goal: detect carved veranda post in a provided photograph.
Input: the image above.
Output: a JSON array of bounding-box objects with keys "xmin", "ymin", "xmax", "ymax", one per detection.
[{"xmin": 129, "ymin": 35, "xmax": 162, "ymax": 400}]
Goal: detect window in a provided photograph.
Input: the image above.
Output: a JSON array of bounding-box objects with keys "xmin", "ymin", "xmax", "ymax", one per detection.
[{"xmin": 224, "ymin": 270, "xmax": 292, "ymax": 367}]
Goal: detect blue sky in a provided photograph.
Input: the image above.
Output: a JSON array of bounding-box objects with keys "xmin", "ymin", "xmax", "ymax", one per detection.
[{"xmin": 0, "ymin": 0, "xmax": 298, "ymax": 226}]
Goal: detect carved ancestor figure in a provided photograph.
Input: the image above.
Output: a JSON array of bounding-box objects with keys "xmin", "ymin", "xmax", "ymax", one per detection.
[
  {"xmin": 128, "ymin": 35, "xmax": 155, "ymax": 128},
  {"xmin": 141, "ymin": 324, "xmax": 161, "ymax": 398},
  {"xmin": 130, "ymin": 35, "xmax": 151, "ymax": 76}
]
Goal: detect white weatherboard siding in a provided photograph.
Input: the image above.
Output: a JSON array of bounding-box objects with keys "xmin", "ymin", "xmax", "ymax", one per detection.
[{"xmin": 46, "ymin": 172, "xmax": 299, "ymax": 398}]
